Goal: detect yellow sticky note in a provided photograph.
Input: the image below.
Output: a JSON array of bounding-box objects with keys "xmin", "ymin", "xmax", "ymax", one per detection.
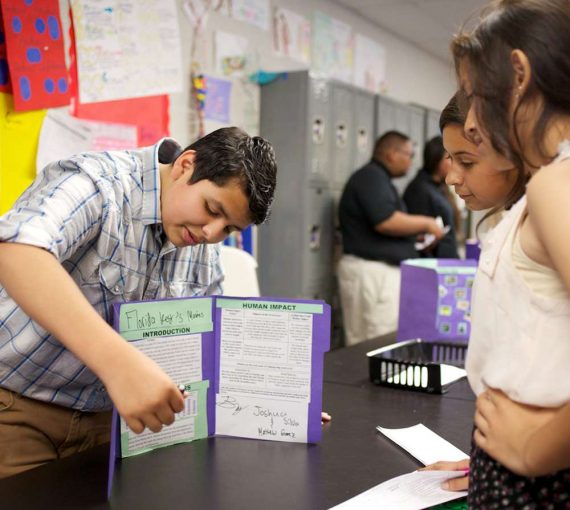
[{"xmin": 0, "ymin": 93, "xmax": 47, "ymax": 214}]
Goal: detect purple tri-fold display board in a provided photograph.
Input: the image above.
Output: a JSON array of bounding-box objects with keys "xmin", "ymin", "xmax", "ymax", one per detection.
[
  {"xmin": 107, "ymin": 295, "xmax": 331, "ymax": 499},
  {"xmin": 465, "ymin": 238, "xmax": 481, "ymax": 262},
  {"xmin": 397, "ymin": 259, "xmax": 478, "ymax": 343}
]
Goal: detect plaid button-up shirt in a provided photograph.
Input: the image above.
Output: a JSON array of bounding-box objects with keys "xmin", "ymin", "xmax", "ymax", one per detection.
[{"xmin": 0, "ymin": 139, "xmax": 223, "ymax": 411}]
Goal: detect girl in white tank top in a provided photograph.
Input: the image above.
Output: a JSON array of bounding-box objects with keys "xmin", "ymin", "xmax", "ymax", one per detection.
[{"xmin": 426, "ymin": 1, "xmax": 570, "ymax": 506}]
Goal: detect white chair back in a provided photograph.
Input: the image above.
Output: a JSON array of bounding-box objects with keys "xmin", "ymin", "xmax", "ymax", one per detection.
[{"xmin": 219, "ymin": 245, "xmax": 261, "ymax": 297}]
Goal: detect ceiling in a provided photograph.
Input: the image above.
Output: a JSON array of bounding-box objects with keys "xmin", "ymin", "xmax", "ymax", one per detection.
[{"xmin": 332, "ymin": 0, "xmax": 489, "ymax": 63}]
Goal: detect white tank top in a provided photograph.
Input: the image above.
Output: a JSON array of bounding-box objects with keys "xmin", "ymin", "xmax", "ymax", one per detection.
[{"xmin": 466, "ymin": 141, "xmax": 570, "ymax": 407}]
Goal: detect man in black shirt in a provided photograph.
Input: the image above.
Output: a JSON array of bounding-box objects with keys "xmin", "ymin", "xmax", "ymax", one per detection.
[
  {"xmin": 403, "ymin": 136, "xmax": 459, "ymax": 258},
  {"xmin": 338, "ymin": 131, "xmax": 444, "ymax": 345}
]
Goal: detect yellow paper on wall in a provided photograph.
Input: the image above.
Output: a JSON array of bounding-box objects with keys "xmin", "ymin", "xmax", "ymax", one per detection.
[{"xmin": 0, "ymin": 93, "xmax": 47, "ymax": 215}]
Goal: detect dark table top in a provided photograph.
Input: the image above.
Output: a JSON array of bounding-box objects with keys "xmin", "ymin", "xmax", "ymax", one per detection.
[{"xmin": 0, "ymin": 340, "xmax": 475, "ymax": 510}]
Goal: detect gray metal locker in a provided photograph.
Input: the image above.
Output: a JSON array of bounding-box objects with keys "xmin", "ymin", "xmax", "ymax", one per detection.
[
  {"xmin": 393, "ymin": 104, "xmax": 426, "ymax": 195},
  {"xmin": 258, "ymin": 71, "xmax": 335, "ymax": 303},
  {"xmin": 352, "ymin": 89, "xmax": 375, "ymax": 172},
  {"xmin": 301, "ymin": 186, "xmax": 334, "ymax": 298},
  {"xmin": 307, "ymin": 78, "xmax": 333, "ymax": 186},
  {"xmin": 425, "ymin": 108, "xmax": 442, "ymax": 141},
  {"xmin": 395, "ymin": 103, "xmax": 411, "ymax": 134},
  {"xmin": 375, "ymin": 96, "xmax": 398, "ymax": 138},
  {"xmin": 330, "ymin": 82, "xmax": 354, "ymax": 191}
]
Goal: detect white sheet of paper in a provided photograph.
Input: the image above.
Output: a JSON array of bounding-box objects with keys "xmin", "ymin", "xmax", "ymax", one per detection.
[
  {"xmin": 70, "ymin": 0, "xmax": 183, "ymax": 103},
  {"xmin": 440, "ymin": 364, "xmax": 467, "ymax": 386},
  {"xmin": 232, "ymin": 0, "xmax": 270, "ymax": 31},
  {"xmin": 36, "ymin": 109, "xmax": 137, "ymax": 173},
  {"xmin": 121, "ymin": 333, "xmax": 204, "ymax": 454},
  {"xmin": 328, "ymin": 470, "xmax": 467, "ymax": 510},
  {"xmin": 134, "ymin": 333, "xmax": 203, "ymax": 384},
  {"xmin": 215, "ymin": 307, "xmax": 313, "ymax": 441},
  {"xmin": 215, "ymin": 394, "xmax": 308, "ymax": 442},
  {"xmin": 415, "ymin": 226, "xmax": 451, "ymax": 251},
  {"xmin": 218, "ymin": 308, "xmax": 312, "ymax": 402},
  {"xmin": 376, "ymin": 423, "xmax": 469, "ymax": 466},
  {"xmin": 215, "ymin": 30, "xmax": 249, "ymax": 76}
]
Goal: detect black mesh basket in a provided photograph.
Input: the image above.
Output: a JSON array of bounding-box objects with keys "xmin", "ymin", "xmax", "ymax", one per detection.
[{"xmin": 367, "ymin": 338, "xmax": 468, "ymax": 394}]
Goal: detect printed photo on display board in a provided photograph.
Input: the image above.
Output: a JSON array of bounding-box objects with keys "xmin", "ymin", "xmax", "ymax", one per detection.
[{"xmin": 436, "ymin": 273, "xmax": 474, "ymax": 338}]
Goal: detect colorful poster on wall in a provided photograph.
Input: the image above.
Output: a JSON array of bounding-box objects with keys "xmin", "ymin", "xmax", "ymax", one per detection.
[
  {"xmin": 354, "ymin": 34, "xmax": 387, "ymax": 94},
  {"xmin": 215, "ymin": 31, "xmax": 249, "ymax": 77},
  {"xmin": 71, "ymin": 94, "xmax": 169, "ymax": 147},
  {"xmin": 0, "ymin": 93, "xmax": 46, "ymax": 214},
  {"xmin": 69, "ymin": 0, "xmax": 183, "ymax": 103},
  {"xmin": 37, "ymin": 109, "xmax": 138, "ymax": 173},
  {"xmin": 0, "ymin": 0, "xmax": 69, "ymax": 111},
  {"xmin": 312, "ymin": 11, "xmax": 353, "ymax": 83},
  {"xmin": 232, "ymin": 0, "xmax": 270, "ymax": 31},
  {"xmin": 273, "ymin": 8, "xmax": 311, "ymax": 64},
  {"xmin": 67, "ymin": 19, "xmax": 169, "ymax": 148},
  {"xmin": 203, "ymin": 76, "xmax": 231, "ymax": 124},
  {"xmin": 201, "ymin": 76, "xmax": 259, "ymax": 139},
  {"xmin": 0, "ymin": 8, "xmax": 11, "ymax": 93}
]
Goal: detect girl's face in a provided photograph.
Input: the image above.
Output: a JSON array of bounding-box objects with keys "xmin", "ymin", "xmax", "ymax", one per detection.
[{"xmin": 443, "ymin": 124, "xmax": 518, "ymax": 211}]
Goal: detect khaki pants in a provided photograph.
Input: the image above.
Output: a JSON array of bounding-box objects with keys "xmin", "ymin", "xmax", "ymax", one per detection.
[
  {"xmin": 0, "ymin": 387, "xmax": 111, "ymax": 479},
  {"xmin": 337, "ymin": 255, "xmax": 401, "ymax": 346}
]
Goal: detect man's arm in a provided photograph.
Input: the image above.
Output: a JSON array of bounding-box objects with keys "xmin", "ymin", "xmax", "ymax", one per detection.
[
  {"xmin": 0, "ymin": 242, "xmax": 184, "ymax": 433},
  {"xmin": 375, "ymin": 211, "xmax": 444, "ymax": 239}
]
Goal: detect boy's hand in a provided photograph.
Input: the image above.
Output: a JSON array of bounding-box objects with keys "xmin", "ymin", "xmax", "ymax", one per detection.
[
  {"xmin": 420, "ymin": 459, "xmax": 469, "ymax": 491},
  {"xmin": 102, "ymin": 343, "xmax": 185, "ymax": 434}
]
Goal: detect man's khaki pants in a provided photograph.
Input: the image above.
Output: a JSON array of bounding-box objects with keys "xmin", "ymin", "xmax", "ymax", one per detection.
[
  {"xmin": 0, "ymin": 387, "xmax": 111, "ymax": 478},
  {"xmin": 337, "ymin": 255, "xmax": 401, "ymax": 346}
]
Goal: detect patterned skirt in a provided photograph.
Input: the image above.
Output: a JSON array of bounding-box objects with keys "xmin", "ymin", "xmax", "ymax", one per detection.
[{"xmin": 469, "ymin": 440, "xmax": 570, "ymax": 509}]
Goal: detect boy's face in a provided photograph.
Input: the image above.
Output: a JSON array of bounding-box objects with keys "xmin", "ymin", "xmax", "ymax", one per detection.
[{"xmin": 161, "ymin": 151, "xmax": 252, "ymax": 247}]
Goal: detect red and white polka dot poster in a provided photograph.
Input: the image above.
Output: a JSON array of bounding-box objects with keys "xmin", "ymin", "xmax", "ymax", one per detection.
[{"xmin": 0, "ymin": 0, "xmax": 69, "ymax": 111}]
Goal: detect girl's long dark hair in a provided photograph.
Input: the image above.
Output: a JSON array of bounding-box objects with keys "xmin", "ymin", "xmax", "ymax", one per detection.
[{"xmin": 451, "ymin": 0, "xmax": 570, "ymax": 207}]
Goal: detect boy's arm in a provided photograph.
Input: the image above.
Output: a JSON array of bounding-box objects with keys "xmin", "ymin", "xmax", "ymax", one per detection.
[{"xmin": 0, "ymin": 242, "xmax": 184, "ymax": 433}]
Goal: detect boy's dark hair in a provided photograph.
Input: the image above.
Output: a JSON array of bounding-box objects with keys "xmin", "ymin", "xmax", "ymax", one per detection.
[
  {"xmin": 451, "ymin": 0, "xmax": 570, "ymax": 205},
  {"xmin": 373, "ymin": 130, "xmax": 410, "ymax": 161},
  {"xmin": 421, "ymin": 136, "xmax": 446, "ymax": 177},
  {"xmin": 182, "ymin": 127, "xmax": 277, "ymax": 225}
]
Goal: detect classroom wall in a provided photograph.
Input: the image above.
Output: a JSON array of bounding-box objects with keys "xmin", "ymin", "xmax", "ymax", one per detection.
[
  {"xmin": 166, "ymin": 0, "xmax": 456, "ymax": 143},
  {"xmin": 55, "ymin": 0, "xmax": 454, "ymax": 145}
]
